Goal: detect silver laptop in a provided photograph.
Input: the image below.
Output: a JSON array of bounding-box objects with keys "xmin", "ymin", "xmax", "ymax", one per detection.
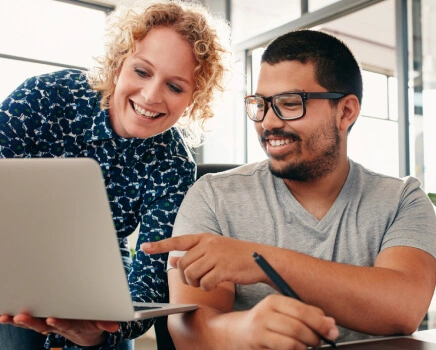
[{"xmin": 0, "ymin": 157, "xmax": 197, "ymax": 321}]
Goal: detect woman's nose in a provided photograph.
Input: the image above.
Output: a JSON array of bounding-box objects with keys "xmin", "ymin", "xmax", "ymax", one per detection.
[{"xmin": 140, "ymin": 80, "xmax": 163, "ymax": 104}]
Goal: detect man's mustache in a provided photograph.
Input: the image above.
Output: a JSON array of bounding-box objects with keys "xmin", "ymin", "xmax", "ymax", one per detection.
[{"xmin": 262, "ymin": 130, "xmax": 301, "ymax": 142}]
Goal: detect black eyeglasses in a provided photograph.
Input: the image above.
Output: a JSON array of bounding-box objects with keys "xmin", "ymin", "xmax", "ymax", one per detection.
[{"xmin": 244, "ymin": 92, "xmax": 346, "ymax": 121}]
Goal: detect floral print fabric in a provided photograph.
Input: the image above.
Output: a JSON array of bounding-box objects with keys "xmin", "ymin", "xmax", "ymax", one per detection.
[{"xmin": 0, "ymin": 69, "xmax": 196, "ymax": 349}]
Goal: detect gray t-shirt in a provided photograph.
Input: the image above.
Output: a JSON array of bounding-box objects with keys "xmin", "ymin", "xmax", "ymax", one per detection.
[{"xmin": 170, "ymin": 159, "xmax": 436, "ymax": 342}]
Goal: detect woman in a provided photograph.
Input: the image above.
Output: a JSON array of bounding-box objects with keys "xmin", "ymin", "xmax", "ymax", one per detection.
[{"xmin": 0, "ymin": 0, "xmax": 230, "ymax": 349}]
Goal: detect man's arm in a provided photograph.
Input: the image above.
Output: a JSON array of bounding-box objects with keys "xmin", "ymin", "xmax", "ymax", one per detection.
[
  {"xmin": 264, "ymin": 245, "xmax": 436, "ymax": 335},
  {"xmin": 143, "ymin": 234, "xmax": 436, "ymax": 336},
  {"xmin": 166, "ymin": 269, "xmax": 338, "ymax": 350}
]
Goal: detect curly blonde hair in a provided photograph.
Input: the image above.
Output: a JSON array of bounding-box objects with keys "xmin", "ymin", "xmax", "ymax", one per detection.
[{"xmin": 87, "ymin": 0, "xmax": 231, "ymax": 147}]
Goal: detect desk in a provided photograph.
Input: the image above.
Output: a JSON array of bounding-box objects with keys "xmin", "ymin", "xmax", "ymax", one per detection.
[{"xmin": 324, "ymin": 329, "xmax": 436, "ymax": 348}]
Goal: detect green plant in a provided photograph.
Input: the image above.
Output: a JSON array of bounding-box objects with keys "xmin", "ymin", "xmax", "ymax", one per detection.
[{"xmin": 428, "ymin": 193, "xmax": 436, "ymax": 206}]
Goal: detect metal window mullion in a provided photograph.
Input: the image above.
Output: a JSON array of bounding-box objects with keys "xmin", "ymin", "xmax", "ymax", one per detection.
[
  {"xmin": 396, "ymin": 0, "xmax": 410, "ymax": 177},
  {"xmin": 301, "ymin": 0, "xmax": 308, "ymax": 14},
  {"xmin": 244, "ymin": 49, "xmax": 253, "ymax": 163},
  {"xmin": 53, "ymin": 0, "xmax": 114, "ymax": 14},
  {"xmin": 386, "ymin": 75, "xmax": 391, "ymax": 121},
  {"xmin": 0, "ymin": 53, "xmax": 88, "ymax": 71}
]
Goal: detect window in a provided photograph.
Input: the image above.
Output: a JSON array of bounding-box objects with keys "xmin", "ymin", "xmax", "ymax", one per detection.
[
  {"xmin": 348, "ymin": 70, "xmax": 399, "ymax": 177},
  {"xmin": 309, "ymin": 0, "xmax": 340, "ymax": 12},
  {"xmin": 0, "ymin": 0, "xmax": 106, "ymax": 101},
  {"xmin": 230, "ymin": 0, "xmax": 300, "ymax": 44}
]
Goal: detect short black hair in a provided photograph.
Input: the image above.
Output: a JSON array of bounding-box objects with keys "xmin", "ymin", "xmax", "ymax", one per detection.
[{"xmin": 262, "ymin": 29, "xmax": 363, "ymax": 105}]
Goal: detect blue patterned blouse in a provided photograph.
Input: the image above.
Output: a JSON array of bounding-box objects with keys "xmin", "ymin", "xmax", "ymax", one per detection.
[{"xmin": 0, "ymin": 69, "xmax": 196, "ymax": 349}]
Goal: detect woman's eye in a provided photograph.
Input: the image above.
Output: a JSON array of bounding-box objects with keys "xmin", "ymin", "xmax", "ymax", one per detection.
[
  {"xmin": 134, "ymin": 68, "xmax": 148, "ymax": 78},
  {"xmin": 168, "ymin": 83, "xmax": 183, "ymax": 94}
]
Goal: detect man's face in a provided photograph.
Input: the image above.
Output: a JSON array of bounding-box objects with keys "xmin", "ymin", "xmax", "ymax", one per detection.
[{"xmin": 254, "ymin": 61, "xmax": 342, "ymax": 181}]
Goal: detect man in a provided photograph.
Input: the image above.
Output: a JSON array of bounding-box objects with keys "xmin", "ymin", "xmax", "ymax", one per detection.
[{"xmin": 142, "ymin": 29, "xmax": 436, "ymax": 349}]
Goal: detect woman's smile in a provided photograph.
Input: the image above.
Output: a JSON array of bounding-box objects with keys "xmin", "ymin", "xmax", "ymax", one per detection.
[{"xmin": 131, "ymin": 101, "xmax": 162, "ymax": 119}]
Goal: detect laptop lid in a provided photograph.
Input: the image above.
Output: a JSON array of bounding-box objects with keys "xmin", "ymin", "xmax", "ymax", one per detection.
[{"xmin": 0, "ymin": 157, "xmax": 196, "ymax": 321}]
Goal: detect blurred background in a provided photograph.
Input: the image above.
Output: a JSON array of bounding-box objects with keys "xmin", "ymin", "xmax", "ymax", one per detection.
[
  {"xmin": 3, "ymin": 0, "xmax": 436, "ymax": 190},
  {"xmin": 2, "ymin": 0, "xmax": 436, "ymax": 189}
]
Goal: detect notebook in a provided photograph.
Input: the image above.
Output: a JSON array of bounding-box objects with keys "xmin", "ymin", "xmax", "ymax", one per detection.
[
  {"xmin": 335, "ymin": 337, "xmax": 436, "ymax": 349},
  {"xmin": 0, "ymin": 157, "xmax": 197, "ymax": 321}
]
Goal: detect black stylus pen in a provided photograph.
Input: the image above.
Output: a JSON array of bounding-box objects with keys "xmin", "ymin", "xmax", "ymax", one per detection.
[{"xmin": 253, "ymin": 252, "xmax": 337, "ymax": 348}]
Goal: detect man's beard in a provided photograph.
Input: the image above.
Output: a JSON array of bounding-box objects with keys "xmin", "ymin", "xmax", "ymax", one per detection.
[{"xmin": 267, "ymin": 121, "xmax": 341, "ymax": 181}]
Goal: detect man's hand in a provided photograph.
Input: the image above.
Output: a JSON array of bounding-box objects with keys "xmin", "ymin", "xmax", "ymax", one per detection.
[
  {"xmin": 222, "ymin": 294, "xmax": 338, "ymax": 350},
  {"xmin": 142, "ymin": 233, "xmax": 269, "ymax": 291},
  {"xmin": 0, "ymin": 313, "xmax": 119, "ymax": 346}
]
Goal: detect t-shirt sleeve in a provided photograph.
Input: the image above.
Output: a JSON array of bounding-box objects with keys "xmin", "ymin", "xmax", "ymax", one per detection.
[
  {"xmin": 381, "ymin": 176, "xmax": 436, "ymax": 258},
  {"xmin": 168, "ymin": 175, "xmax": 222, "ymax": 269}
]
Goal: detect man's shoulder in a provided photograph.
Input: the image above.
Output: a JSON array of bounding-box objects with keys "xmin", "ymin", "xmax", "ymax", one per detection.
[
  {"xmin": 350, "ymin": 160, "xmax": 424, "ymax": 199},
  {"xmin": 188, "ymin": 160, "xmax": 273, "ymax": 203},
  {"xmin": 351, "ymin": 160, "xmax": 420, "ymax": 185},
  {"xmin": 197, "ymin": 160, "xmax": 270, "ymax": 183}
]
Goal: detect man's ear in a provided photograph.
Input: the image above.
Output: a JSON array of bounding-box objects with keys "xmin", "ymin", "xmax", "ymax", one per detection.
[{"xmin": 338, "ymin": 94, "xmax": 360, "ymax": 132}]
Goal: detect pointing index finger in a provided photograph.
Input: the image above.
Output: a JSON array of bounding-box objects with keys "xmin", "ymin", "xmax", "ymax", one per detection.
[{"xmin": 141, "ymin": 234, "xmax": 201, "ymax": 254}]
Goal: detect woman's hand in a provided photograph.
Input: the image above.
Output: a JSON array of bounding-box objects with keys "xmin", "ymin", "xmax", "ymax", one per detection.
[{"xmin": 0, "ymin": 313, "xmax": 119, "ymax": 346}]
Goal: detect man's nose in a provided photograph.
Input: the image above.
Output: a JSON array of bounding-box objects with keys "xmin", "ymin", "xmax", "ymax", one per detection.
[{"xmin": 261, "ymin": 103, "xmax": 285, "ymax": 130}]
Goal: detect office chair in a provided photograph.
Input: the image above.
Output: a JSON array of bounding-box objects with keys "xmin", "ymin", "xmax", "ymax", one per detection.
[
  {"xmin": 196, "ymin": 163, "xmax": 241, "ymax": 180},
  {"xmin": 154, "ymin": 163, "xmax": 241, "ymax": 349}
]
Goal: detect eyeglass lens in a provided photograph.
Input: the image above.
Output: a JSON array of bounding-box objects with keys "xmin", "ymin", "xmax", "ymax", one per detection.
[{"xmin": 246, "ymin": 94, "xmax": 304, "ymax": 121}]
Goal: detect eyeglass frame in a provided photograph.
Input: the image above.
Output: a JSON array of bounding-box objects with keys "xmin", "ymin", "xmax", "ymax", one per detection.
[{"xmin": 244, "ymin": 92, "xmax": 347, "ymax": 121}]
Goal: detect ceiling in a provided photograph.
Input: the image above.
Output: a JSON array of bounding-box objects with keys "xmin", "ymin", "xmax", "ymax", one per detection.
[
  {"xmin": 82, "ymin": 0, "xmax": 396, "ymax": 72},
  {"xmin": 91, "ymin": 0, "xmax": 395, "ymax": 46}
]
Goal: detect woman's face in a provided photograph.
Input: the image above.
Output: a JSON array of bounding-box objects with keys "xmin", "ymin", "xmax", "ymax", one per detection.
[{"xmin": 109, "ymin": 26, "xmax": 197, "ymax": 139}]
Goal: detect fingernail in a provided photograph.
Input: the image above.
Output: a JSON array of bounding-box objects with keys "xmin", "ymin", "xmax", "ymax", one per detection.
[
  {"xmin": 141, "ymin": 243, "xmax": 152, "ymax": 249},
  {"xmin": 328, "ymin": 327, "xmax": 339, "ymax": 339}
]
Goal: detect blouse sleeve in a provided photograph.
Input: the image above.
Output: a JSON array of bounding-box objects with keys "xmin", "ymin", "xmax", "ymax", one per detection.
[
  {"xmin": 131, "ymin": 153, "xmax": 195, "ymax": 300},
  {"xmin": 0, "ymin": 76, "xmax": 45, "ymax": 157},
  {"xmin": 105, "ymin": 153, "xmax": 195, "ymax": 348}
]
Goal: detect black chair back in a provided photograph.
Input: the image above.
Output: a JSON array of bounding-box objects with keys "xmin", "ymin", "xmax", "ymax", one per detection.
[{"xmin": 196, "ymin": 163, "xmax": 240, "ymax": 180}]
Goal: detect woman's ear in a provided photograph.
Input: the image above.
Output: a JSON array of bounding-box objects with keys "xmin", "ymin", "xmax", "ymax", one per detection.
[{"xmin": 338, "ymin": 94, "xmax": 360, "ymax": 132}]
